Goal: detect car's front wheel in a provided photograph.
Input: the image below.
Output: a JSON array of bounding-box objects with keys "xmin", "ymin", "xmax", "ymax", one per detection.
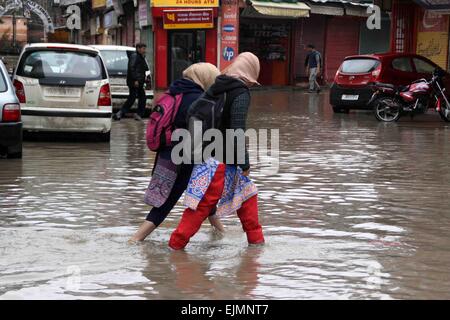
[{"xmin": 332, "ymin": 106, "xmax": 349, "ymax": 114}]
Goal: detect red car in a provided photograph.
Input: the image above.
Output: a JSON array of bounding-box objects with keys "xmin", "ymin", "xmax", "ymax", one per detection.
[{"xmin": 329, "ymin": 53, "xmax": 450, "ymax": 113}]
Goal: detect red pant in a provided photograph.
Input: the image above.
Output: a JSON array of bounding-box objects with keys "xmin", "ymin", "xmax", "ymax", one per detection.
[{"xmin": 169, "ymin": 164, "xmax": 264, "ymax": 250}]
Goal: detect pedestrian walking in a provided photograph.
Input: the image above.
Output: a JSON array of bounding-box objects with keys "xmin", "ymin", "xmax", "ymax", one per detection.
[
  {"xmin": 130, "ymin": 63, "xmax": 223, "ymax": 243},
  {"xmin": 168, "ymin": 52, "xmax": 265, "ymax": 250},
  {"xmin": 305, "ymin": 44, "xmax": 322, "ymax": 93},
  {"xmin": 113, "ymin": 43, "xmax": 149, "ymax": 121}
]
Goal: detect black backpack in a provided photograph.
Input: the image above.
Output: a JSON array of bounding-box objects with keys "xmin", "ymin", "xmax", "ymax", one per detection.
[
  {"xmin": 187, "ymin": 91, "xmax": 226, "ymax": 131},
  {"xmin": 185, "ymin": 91, "xmax": 227, "ymax": 162}
]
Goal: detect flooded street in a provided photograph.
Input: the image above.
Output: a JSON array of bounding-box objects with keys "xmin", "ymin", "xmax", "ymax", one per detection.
[{"xmin": 1, "ymin": 90, "xmax": 450, "ymax": 299}]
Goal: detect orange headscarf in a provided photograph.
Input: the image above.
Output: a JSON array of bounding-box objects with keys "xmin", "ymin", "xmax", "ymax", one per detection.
[{"xmin": 222, "ymin": 52, "xmax": 260, "ymax": 86}]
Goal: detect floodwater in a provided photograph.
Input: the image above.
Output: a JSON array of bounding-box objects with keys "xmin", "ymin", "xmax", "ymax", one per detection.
[{"xmin": 1, "ymin": 90, "xmax": 450, "ymax": 300}]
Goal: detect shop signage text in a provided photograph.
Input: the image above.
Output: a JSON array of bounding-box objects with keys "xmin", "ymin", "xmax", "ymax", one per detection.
[
  {"xmin": 163, "ymin": 9, "xmax": 213, "ymax": 29},
  {"xmin": 416, "ymin": 10, "xmax": 449, "ymax": 69},
  {"xmin": 219, "ymin": 0, "xmax": 239, "ymax": 68},
  {"xmin": 24, "ymin": 0, "xmax": 55, "ymax": 33},
  {"xmin": 139, "ymin": 0, "xmax": 150, "ymax": 27},
  {"xmin": 92, "ymin": 0, "xmax": 106, "ymax": 9},
  {"xmin": 153, "ymin": 0, "xmax": 218, "ymax": 8}
]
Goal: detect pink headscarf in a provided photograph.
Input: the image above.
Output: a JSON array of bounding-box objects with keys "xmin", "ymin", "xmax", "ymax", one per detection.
[{"xmin": 222, "ymin": 52, "xmax": 261, "ymax": 86}]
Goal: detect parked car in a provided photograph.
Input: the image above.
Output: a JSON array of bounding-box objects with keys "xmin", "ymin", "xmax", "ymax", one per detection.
[
  {"xmin": 330, "ymin": 53, "xmax": 450, "ymax": 113},
  {"xmin": 13, "ymin": 43, "xmax": 112, "ymax": 141},
  {"xmin": 90, "ymin": 45, "xmax": 153, "ymax": 112},
  {"xmin": 0, "ymin": 59, "xmax": 22, "ymax": 159}
]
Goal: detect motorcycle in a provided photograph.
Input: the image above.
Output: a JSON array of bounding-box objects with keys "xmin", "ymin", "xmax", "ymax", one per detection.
[{"xmin": 368, "ymin": 69, "xmax": 450, "ymax": 122}]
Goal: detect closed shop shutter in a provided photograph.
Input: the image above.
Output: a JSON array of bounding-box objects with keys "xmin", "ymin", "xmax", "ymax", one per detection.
[
  {"xmin": 359, "ymin": 13, "xmax": 391, "ymax": 55},
  {"xmin": 324, "ymin": 16, "xmax": 360, "ymax": 83},
  {"xmin": 294, "ymin": 14, "xmax": 327, "ymax": 79}
]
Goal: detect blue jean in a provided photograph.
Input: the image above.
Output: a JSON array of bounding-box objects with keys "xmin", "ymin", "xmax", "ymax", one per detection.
[{"xmin": 309, "ymin": 67, "xmax": 318, "ymax": 91}]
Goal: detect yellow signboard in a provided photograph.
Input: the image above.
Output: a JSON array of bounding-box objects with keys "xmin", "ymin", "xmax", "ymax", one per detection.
[
  {"xmin": 163, "ymin": 9, "xmax": 214, "ymax": 29},
  {"xmin": 152, "ymin": 0, "xmax": 218, "ymax": 7},
  {"xmin": 92, "ymin": 0, "xmax": 106, "ymax": 9},
  {"xmin": 417, "ymin": 32, "xmax": 449, "ymax": 69},
  {"xmin": 416, "ymin": 10, "xmax": 449, "ymax": 69}
]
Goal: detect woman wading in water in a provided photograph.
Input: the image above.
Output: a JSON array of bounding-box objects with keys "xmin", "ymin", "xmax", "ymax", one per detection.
[
  {"xmin": 169, "ymin": 52, "xmax": 265, "ymax": 250},
  {"xmin": 130, "ymin": 63, "xmax": 224, "ymax": 242}
]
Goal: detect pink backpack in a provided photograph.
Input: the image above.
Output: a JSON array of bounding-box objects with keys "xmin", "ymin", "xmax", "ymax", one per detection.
[{"xmin": 146, "ymin": 92, "xmax": 183, "ymax": 152}]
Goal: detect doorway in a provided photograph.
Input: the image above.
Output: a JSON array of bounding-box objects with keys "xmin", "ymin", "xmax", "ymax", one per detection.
[{"xmin": 168, "ymin": 30, "xmax": 206, "ymax": 83}]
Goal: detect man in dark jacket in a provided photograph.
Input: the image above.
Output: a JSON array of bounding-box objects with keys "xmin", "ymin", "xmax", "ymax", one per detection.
[{"xmin": 114, "ymin": 43, "xmax": 149, "ymax": 121}]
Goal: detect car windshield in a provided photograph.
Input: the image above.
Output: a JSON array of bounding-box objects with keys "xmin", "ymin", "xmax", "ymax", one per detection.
[
  {"xmin": 0, "ymin": 68, "xmax": 6, "ymax": 92},
  {"xmin": 100, "ymin": 50, "xmax": 133, "ymax": 76},
  {"xmin": 17, "ymin": 50, "xmax": 104, "ymax": 80},
  {"xmin": 341, "ymin": 59, "xmax": 380, "ymax": 74}
]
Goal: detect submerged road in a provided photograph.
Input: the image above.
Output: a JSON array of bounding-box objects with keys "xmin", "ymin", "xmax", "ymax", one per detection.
[{"xmin": 1, "ymin": 90, "xmax": 450, "ymax": 299}]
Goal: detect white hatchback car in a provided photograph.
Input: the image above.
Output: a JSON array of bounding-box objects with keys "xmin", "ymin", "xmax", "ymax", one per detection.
[
  {"xmin": 90, "ymin": 45, "xmax": 153, "ymax": 112},
  {"xmin": 13, "ymin": 43, "xmax": 112, "ymax": 141}
]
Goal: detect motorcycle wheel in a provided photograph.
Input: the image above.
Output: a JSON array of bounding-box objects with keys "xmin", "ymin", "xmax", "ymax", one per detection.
[
  {"xmin": 438, "ymin": 107, "xmax": 450, "ymax": 122},
  {"xmin": 374, "ymin": 97, "xmax": 401, "ymax": 122}
]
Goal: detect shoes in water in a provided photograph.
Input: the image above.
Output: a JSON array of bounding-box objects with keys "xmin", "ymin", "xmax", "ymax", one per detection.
[
  {"xmin": 248, "ymin": 241, "xmax": 265, "ymax": 248},
  {"xmin": 113, "ymin": 111, "xmax": 122, "ymax": 121},
  {"xmin": 134, "ymin": 114, "xmax": 143, "ymax": 121}
]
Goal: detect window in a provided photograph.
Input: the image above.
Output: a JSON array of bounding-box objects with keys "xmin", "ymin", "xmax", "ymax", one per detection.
[
  {"xmin": 100, "ymin": 50, "xmax": 134, "ymax": 76},
  {"xmin": 392, "ymin": 57, "xmax": 413, "ymax": 72},
  {"xmin": 341, "ymin": 59, "xmax": 380, "ymax": 74},
  {"xmin": 17, "ymin": 50, "xmax": 105, "ymax": 80},
  {"xmin": 0, "ymin": 68, "xmax": 6, "ymax": 92},
  {"xmin": 413, "ymin": 58, "xmax": 436, "ymax": 74}
]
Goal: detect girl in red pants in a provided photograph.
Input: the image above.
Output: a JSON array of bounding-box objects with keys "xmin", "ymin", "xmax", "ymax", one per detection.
[{"xmin": 169, "ymin": 53, "xmax": 265, "ymax": 250}]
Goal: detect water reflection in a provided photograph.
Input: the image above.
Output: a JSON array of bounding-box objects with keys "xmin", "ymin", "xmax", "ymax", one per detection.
[{"xmin": 1, "ymin": 90, "xmax": 450, "ymax": 299}]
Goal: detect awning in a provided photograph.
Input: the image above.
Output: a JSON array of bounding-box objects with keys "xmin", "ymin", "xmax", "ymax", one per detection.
[
  {"xmin": 243, "ymin": 1, "xmax": 310, "ymax": 18},
  {"xmin": 307, "ymin": 3, "xmax": 344, "ymax": 16},
  {"xmin": 413, "ymin": 0, "xmax": 450, "ymax": 10},
  {"xmin": 306, "ymin": 0, "xmax": 372, "ymax": 17},
  {"xmin": 345, "ymin": 5, "xmax": 370, "ymax": 17}
]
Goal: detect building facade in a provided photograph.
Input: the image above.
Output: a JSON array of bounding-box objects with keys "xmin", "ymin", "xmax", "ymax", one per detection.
[
  {"xmin": 388, "ymin": 0, "xmax": 450, "ymax": 71},
  {"xmin": 2, "ymin": 0, "xmax": 399, "ymax": 88}
]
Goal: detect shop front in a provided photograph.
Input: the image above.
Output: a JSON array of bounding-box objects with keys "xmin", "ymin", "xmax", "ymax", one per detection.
[
  {"xmin": 239, "ymin": 1, "xmax": 310, "ymax": 86},
  {"xmin": 415, "ymin": 9, "xmax": 449, "ymax": 70},
  {"xmin": 152, "ymin": 0, "xmax": 219, "ymax": 89},
  {"xmin": 390, "ymin": 0, "xmax": 450, "ymax": 70}
]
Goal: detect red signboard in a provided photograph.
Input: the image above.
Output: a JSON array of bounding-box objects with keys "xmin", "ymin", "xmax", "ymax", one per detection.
[
  {"xmin": 163, "ymin": 9, "xmax": 214, "ymax": 29},
  {"xmin": 220, "ymin": 0, "xmax": 239, "ymax": 69}
]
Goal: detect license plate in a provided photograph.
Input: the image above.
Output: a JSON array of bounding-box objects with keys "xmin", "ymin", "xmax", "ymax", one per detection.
[
  {"xmin": 111, "ymin": 85, "xmax": 128, "ymax": 93},
  {"xmin": 44, "ymin": 87, "xmax": 81, "ymax": 98},
  {"xmin": 109, "ymin": 78, "xmax": 126, "ymax": 85},
  {"xmin": 341, "ymin": 94, "xmax": 359, "ymax": 101}
]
